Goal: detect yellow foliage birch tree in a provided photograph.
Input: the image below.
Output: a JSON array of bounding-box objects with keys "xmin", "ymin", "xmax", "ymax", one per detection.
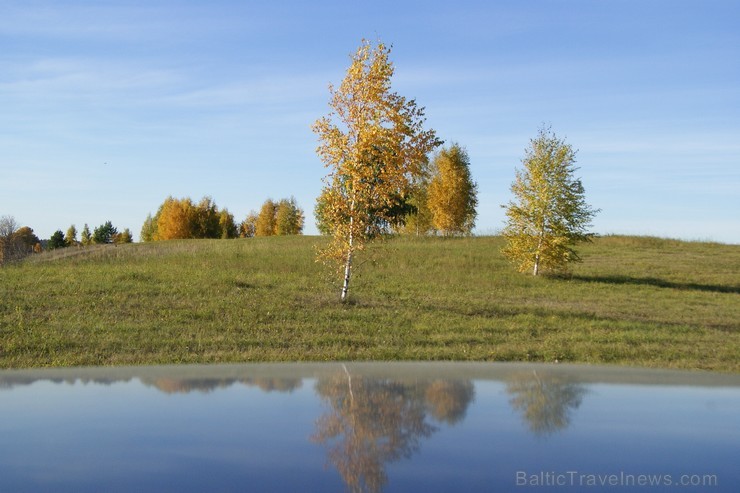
[
  {"xmin": 275, "ymin": 197, "xmax": 305, "ymax": 235},
  {"xmin": 502, "ymin": 126, "xmax": 599, "ymax": 275},
  {"xmin": 255, "ymin": 199, "xmax": 277, "ymax": 237},
  {"xmin": 427, "ymin": 144, "xmax": 478, "ymax": 236},
  {"xmin": 313, "ymin": 40, "xmax": 442, "ymax": 301},
  {"xmin": 155, "ymin": 196, "xmax": 195, "ymax": 240}
]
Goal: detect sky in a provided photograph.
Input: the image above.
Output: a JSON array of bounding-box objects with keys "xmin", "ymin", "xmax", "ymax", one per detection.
[{"xmin": 1, "ymin": 0, "xmax": 739, "ymax": 243}]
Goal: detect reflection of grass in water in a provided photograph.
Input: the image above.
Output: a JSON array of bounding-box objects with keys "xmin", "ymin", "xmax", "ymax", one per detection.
[{"xmin": 1, "ymin": 235, "xmax": 738, "ymax": 370}]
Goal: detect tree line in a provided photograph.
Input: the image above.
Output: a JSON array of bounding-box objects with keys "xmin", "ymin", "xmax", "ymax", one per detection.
[
  {"xmin": 140, "ymin": 195, "xmax": 304, "ymax": 241},
  {"xmin": 1, "ymin": 193, "xmax": 307, "ymax": 265},
  {"xmin": 0, "ymin": 216, "xmax": 133, "ymax": 265},
  {"xmin": 242, "ymin": 197, "xmax": 305, "ymax": 238},
  {"xmin": 51, "ymin": 222, "xmax": 133, "ymax": 248}
]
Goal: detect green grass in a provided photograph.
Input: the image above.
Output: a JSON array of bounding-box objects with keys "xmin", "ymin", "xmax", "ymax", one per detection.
[{"xmin": 1, "ymin": 235, "xmax": 738, "ymax": 371}]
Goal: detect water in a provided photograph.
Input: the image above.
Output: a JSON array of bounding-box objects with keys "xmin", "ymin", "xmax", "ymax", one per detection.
[{"xmin": 1, "ymin": 363, "xmax": 738, "ymax": 492}]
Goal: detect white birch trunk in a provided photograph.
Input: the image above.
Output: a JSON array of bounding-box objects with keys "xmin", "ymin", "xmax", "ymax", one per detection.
[
  {"xmin": 340, "ymin": 240, "xmax": 353, "ymax": 301},
  {"xmin": 342, "ymin": 363, "xmax": 354, "ymax": 403},
  {"xmin": 340, "ymin": 214, "xmax": 354, "ymax": 302},
  {"xmin": 533, "ymin": 230, "xmax": 544, "ymax": 276}
]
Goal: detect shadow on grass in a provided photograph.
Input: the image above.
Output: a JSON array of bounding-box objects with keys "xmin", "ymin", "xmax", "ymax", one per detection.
[
  {"xmin": 427, "ymin": 296, "xmax": 739, "ymax": 333},
  {"xmin": 563, "ymin": 274, "xmax": 740, "ymax": 294}
]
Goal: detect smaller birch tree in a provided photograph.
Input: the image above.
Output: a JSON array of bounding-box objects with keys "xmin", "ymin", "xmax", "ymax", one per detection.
[
  {"xmin": 0, "ymin": 216, "xmax": 18, "ymax": 264},
  {"xmin": 255, "ymin": 199, "xmax": 277, "ymax": 237},
  {"xmin": 218, "ymin": 209, "xmax": 238, "ymax": 239},
  {"xmin": 140, "ymin": 214, "xmax": 157, "ymax": 242},
  {"xmin": 239, "ymin": 212, "xmax": 258, "ymax": 238},
  {"xmin": 502, "ymin": 126, "xmax": 599, "ymax": 275},
  {"xmin": 427, "ymin": 144, "xmax": 478, "ymax": 236},
  {"xmin": 155, "ymin": 197, "xmax": 195, "ymax": 240},
  {"xmin": 275, "ymin": 197, "xmax": 305, "ymax": 235},
  {"xmin": 398, "ymin": 184, "xmax": 434, "ymax": 236},
  {"xmin": 80, "ymin": 224, "xmax": 92, "ymax": 246},
  {"xmin": 65, "ymin": 225, "xmax": 78, "ymax": 246}
]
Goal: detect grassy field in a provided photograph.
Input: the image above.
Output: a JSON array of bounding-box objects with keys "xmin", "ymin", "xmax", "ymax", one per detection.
[{"xmin": 1, "ymin": 235, "xmax": 738, "ymax": 371}]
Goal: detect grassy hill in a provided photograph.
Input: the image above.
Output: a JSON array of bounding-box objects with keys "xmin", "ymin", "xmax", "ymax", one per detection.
[{"xmin": 1, "ymin": 235, "xmax": 738, "ymax": 371}]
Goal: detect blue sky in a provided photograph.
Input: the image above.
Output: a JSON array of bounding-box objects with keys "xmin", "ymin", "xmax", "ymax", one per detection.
[{"xmin": 1, "ymin": 0, "xmax": 738, "ymax": 243}]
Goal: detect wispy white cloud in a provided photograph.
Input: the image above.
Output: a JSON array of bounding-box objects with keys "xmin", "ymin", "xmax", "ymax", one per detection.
[
  {"xmin": 160, "ymin": 73, "xmax": 330, "ymax": 108},
  {"xmin": 0, "ymin": 3, "xmax": 161, "ymax": 41},
  {"xmin": 0, "ymin": 57, "xmax": 181, "ymax": 106},
  {"xmin": 0, "ymin": 3, "xmax": 249, "ymax": 43},
  {"xmin": 1, "ymin": 54, "xmax": 335, "ymax": 122},
  {"xmin": 576, "ymin": 130, "xmax": 740, "ymax": 156}
]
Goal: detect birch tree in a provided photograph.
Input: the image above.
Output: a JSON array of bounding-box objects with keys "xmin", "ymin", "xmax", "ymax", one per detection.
[
  {"xmin": 313, "ymin": 39, "xmax": 441, "ymax": 301},
  {"xmin": 65, "ymin": 225, "xmax": 78, "ymax": 246},
  {"xmin": 239, "ymin": 211, "xmax": 258, "ymax": 238},
  {"xmin": 427, "ymin": 144, "xmax": 478, "ymax": 236},
  {"xmin": 81, "ymin": 224, "xmax": 92, "ymax": 246},
  {"xmin": 140, "ymin": 214, "xmax": 157, "ymax": 242},
  {"xmin": 0, "ymin": 216, "xmax": 19, "ymax": 264},
  {"xmin": 398, "ymin": 183, "xmax": 434, "ymax": 236},
  {"xmin": 255, "ymin": 199, "xmax": 277, "ymax": 237},
  {"xmin": 0, "ymin": 216, "xmax": 18, "ymax": 240},
  {"xmin": 275, "ymin": 197, "xmax": 305, "ymax": 235},
  {"xmin": 218, "ymin": 209, "xmax": 238, "ymax": 239},
  {"xmin": 502, "ymin": 127, "xmax": 599, "ymax": 275},
  {"xmin": 155, "ymin": 197, "xmax": 195, "ymax": 240},
  {"xmin": 147, "ymin": 196, "xmax": 233, "ymax": 240}
]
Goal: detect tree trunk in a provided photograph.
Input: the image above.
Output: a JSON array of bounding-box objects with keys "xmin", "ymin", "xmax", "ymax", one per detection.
[
  {"xmin": 341, "ymin": 245, "xmax": 353, "ymax": 302},
  {"xmin": 342, "ymin": 363, "xmax": 354, "ymax": 403},
  {"xmin": 340, "ymin": 217, "xmax": 354, "ymax": 302},
  {"xmin": 533, "ymin": 229, "xmax": 544, "ymax": 276}
]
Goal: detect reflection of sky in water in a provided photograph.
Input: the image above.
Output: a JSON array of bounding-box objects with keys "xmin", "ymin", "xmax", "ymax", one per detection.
[
  {"xmin": 1, "ymin": 365, "xmax": 738, "ymax": 493},
  {"xmin": 397, "ymin": 383, "xmax": 739, "ymax": 492},
  {"xmin": 2, "ymin": 379, "xmax": 336, "ymax": 492}
]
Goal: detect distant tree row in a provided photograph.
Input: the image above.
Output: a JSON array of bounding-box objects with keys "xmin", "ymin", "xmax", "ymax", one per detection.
[
  {"xmin": 141, "ymin": 196, "xmax": 304, "ymax": 242},
  {"xmin": 141, "ymin": 196, "xmax": 237, "ymax": 241},
  {"xmin": 0, "ymin": 216, "xmax": 132, "ymax": 265},
  {"xmin": 48, "ymin": 221, "xmax": 133, "ymax": 249},
  {"xmin": 0, "ymin": 216, "xmax": 40, "ymax": 264},
  {"xmin": 240, "ymin": 197, "xmax": 305, "ymax": 238}
]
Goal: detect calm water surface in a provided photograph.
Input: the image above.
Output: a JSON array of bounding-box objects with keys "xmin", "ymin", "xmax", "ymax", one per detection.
[{"xmin": 1, "ymin": 363, "xmax": 738, "ymax": 492}]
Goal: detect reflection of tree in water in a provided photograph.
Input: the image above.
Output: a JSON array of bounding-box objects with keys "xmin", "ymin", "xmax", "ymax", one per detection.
[
  {"xmin": 506, "ymin": 371, "xmax": 587, "ymax": 436},
  {"xmin": 145, "ymin": 378, "xmax": 234, "ymax": 394},
  {"xmin": 0, "ymin": 376, "xmax": 303, "ymax": 394},
  {"xmin": 0, "ymin": 377, "xmax": 130, "ymax": 390},
  {"xmin": 312, "ymin": 367, "xmax": 475, "ymax": 493},
  {"xmin": 241, "ymin": 377, "xmax": 303, "ymax": 393},
  {"xmin": 425, "ymin": 379, "xmax": 475, "ymax": 425},
  {"xmin": 142, "ymin": 377, "xmax": 303, "ymax": 394}
]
